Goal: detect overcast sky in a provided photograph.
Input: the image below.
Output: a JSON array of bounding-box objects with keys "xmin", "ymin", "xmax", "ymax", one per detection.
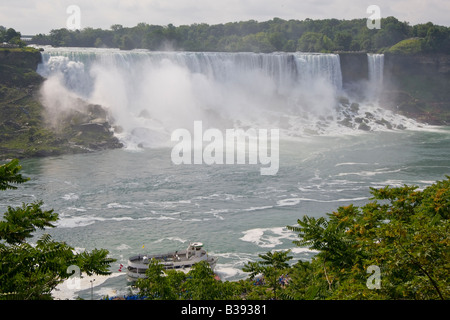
[{"xmin": 1, "ymin": 0, "xmax": 449, "ymax": 35}]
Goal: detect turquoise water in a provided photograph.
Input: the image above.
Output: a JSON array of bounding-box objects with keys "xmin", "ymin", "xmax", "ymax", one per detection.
[
  {"xmin": 3, "ymin": 47, "xmax": 450, "ymax": 299},
  {"xmin": 1, "ymin": 127, "xmax": 449, "ymax": 299}
]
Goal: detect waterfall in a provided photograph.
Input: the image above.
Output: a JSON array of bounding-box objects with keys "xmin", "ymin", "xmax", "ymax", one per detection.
[
  {"xmin": 367, "ymin": 53, "xmax": 384, "ymax": 97},
  {"xmin": 38, "ymin": 49, "xmax": 343, "ymax": 96},
  {"xmin": 295, "ymin": 53, "xmax": 342, "ymax": 91},
  {"xmin": 36, "ymin": 48, "xmax": 418, "ymax": 146}
]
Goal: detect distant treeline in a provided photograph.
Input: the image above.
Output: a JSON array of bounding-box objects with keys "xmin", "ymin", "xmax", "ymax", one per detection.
[{"xmin": 6, "ymin": 17, "xmax": 450, "ymax": 54}]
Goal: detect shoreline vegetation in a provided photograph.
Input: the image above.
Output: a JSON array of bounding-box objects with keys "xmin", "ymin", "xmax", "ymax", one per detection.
[
  {"xmin": 27, "ymin": 17, "xmax": 450, "ymax": 54},
  {"xmin": 1, "ymin": 159, "xmax": 448, "ymax": 300}
]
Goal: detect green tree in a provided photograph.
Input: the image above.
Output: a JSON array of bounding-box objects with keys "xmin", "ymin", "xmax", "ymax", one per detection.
[
  {"xmin": 287, "ymin": 177, "xmax": 449, "ymax": 300},
  {"xmin": 8, "ymin": 37, "xmax": 27, "ymax": 48},
  {"xmin": 0, "ymin": 27, "xmax": 26, "ymax": 47},
  {"xmin": 181, "ymin": 261, "xmax": 226, "ymax": 300},
  {"xmin": 424, "ymin": 25, "xmax": 448, "ymax": 52},
  {"xmin": 0, "ymin": 160, "xmax": 116, "ymax": 300},
  {"xmin": 25, "ymin": 17, "xmax": 450, "ymax": 54},
  {"xmin": 130, "ymin": 179, "xmax": 449, "ymax": 301},
  {"xmin": 135, "ymin": 259, "xmax": 186, "ymax": 300},
  {"xmin": 119, "ymin": 35, "xmax": 135, "ymax": 50},
  {"xmin": 0, "ymin": 26, "xmax": 5, "ymax": 42},
  {"xmin": 48, "ymin": 28, "xmax": 74, "ymax": 47},
  {"xmin": 281, "ymin": 259, "xmax": 331, "ymax": 300},
  {"xmin": 135, "ymin": 259, "xmax": 243, "ymax": 300},
  {"xmin": 4, "ymin": 28, "xmax": 21, "ymax": 43},
  {"xmin": 334, "ymin": 31, "xmax": 353, "ymax": 51},
  {"xmin": 0, "ymin": 159, "xmax": 29, "ymax": 190},
  {"xmin": 239, "ymin": 32, "xmax": 276, "ymax": 53},
  {"xmin": 297, "ymin": 32, "xmax": 333, "ymax": 52},
  {"xmin": 268, "ymin": 32, "xmax": 286, "ymax": 51},
  {"xmin": 373, "ymin": 17, "xmax": 410, "ymax": 49},
  {"xmin": 242, "ymin": 250, "xmax": 292, "ymax": 299},
  {"xmin": 217, "ymin": 35, "xmax": 241, "ymax": 52},
  {"xmin": 94, "ymin": 37, "xmax": 104, "ymax": 48}
]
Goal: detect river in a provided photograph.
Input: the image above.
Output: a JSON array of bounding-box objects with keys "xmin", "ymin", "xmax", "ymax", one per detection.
[{"xmin": 1, "ymin": 47, "xmax": 449, "ymax": 299}]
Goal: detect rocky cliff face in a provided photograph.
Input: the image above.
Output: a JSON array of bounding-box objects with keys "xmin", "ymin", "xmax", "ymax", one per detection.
[
  {"xmin": 0, "ymin": 48, "xmax": 123, "ymax": 160},
  {"xmin": 381, "ymin": 53, "xmax": 450, "ymax": 124},
  {"xmin": 339, "ymin": 52, "xmax": 450, "ymax": 125},
  {"xmin": 339, "ymin": 53, "xmax": 369, "ymax": 84},
  {"xmin": 384, "ymin": 53, "xmax": 450, "ymax": 77}
]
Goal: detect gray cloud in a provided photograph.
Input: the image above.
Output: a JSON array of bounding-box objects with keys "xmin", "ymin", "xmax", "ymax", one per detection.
[{"xmin": 0, "ymin": 0, "xmax": 448, "ymax": 35}]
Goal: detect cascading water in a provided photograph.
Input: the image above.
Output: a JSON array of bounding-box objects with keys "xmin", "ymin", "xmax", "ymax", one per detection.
[
  {"xmin": 367, "ymin": 54, "xmax": 384, "ymax": 85},
  {"xmin": 36, "ymin": 47, "xmax": 420, "ymax": 148},
  {"xmin": 367, "ymin": 53, "xmax": 384, "ymax": 99},
  {"xmin": 14, "ymin": 48, "xmax": 445, "ymax": 299}
]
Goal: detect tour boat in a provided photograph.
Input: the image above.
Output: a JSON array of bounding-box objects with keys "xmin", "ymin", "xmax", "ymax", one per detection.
[{"xmin": 127, "ymin": 242, "xmax": 218, "ymax": 280}]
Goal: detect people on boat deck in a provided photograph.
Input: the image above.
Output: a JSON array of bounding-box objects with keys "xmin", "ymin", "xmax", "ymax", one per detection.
[{"xmin": 173, "ymin": 251, "xmax": 180, "ymax": 261}]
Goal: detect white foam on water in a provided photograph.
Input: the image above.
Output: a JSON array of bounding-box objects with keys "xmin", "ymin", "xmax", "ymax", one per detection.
[
  {"xmin": 154, "ymin": 237, "xmax": 188, "ymax": 244},
  {"xmin": 116, "ymin": 244, "xmax": 131, "ymax": 251},
  {"xmin": 241, "ymin": 206, "xmax": 274, "ymax": 212},
  {"xmin": 52, "ymin": 272, "xmax": 123, "ymax": 300},
  {"xmin": 240, "ymin": 227, "xmax": 296, "ymax": 248},
  {"xmin": 291, "ymin": 247, "xmax": 320, "ymax": 254},
  {"xmin": 62, "ymin": 193, "xmax": 79, "ymax": 201},
  {"xmin": 66, "ymin": 207, "xmax": 87, "ymax": 212},
  {"xmin": 36, "ymin": 48, "xmax": 429, "ymax": 150},
  {"xmin": 335, "ymin": 162, "xmax": 370, "ymax": 166},
  {"xmin": 215, "ymin": 264, "xmax": 247, "ymax": 280},
  {"xmin": 337, "ymin": 168, "xmax": 403, "ymax": 177},
  {"xmin": 107, "ymin": 202, "xmax": 133, "ymax": 209},
  {"xmin": 293, "ymin": 196, "xmax": 368, "ymax": 203},
  {"xmin": 56, "ymin": 215, "xmax": 105, "ymax": 228},
  {"xmin": 276, "ymin": 198, "xmax": 301, "ymax": 206},
  {"xmin": 111, "ymin": 217, "xmax": 134, "ymax": 221}
]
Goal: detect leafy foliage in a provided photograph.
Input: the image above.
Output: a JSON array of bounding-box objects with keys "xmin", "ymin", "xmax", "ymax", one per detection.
[
  {"xmin": 135, "ymin": 260, "xmax": 243, "ymax": 300},
  {"xmin": 133, "ymin": 178, "xmax": 449, "ymax": 300},
  {"xmin": 242, "ymin": 250, "xmax": 292, "ymax": 299},
  {"xmin": 0, "ymin": 159, "xmax": 116, "ymax": 300},
  {"xmin": 3, "ymin": 159, "xmax": 447, "ymax": 300},
  {"xmin": 0, "ymin": 159, "xmax": 29, "ymax": 190},
  {"xmin": 387, "ymin": 38, "xmax": 426, "ymax": 54},
  {"xmin": 25, "ymin": 17, "xmax": 450, "ymax": 54},
  {"xmin": 134, "ymin": 259, "xmax": 185, "ymax": 300},
  {"xmin": 287, "ymin": 177, "xmax": 449, "ymax": 300},
  {"xmin": 0, "ymin": 27, "xmax": 26, "ymax": 47}
]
